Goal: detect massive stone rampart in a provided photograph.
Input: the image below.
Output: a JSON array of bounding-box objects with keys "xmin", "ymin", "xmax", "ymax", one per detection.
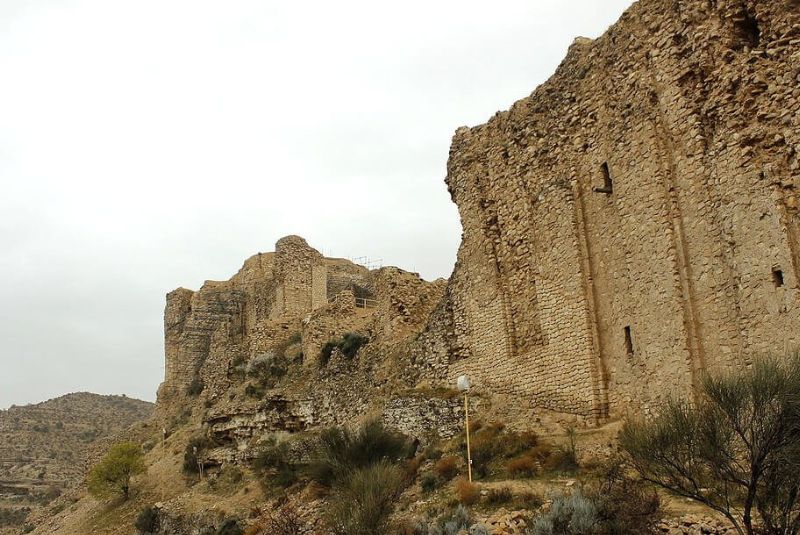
[{"xmin": 419, "ymin": 0, "xmax": 800, "ymax": 423}]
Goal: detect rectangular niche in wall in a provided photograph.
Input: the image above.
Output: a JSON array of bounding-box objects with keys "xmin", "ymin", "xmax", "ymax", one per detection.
[
  {"xmin": 594, "ymin": 162, "xmax": 613, "ymax": 194},
  {"xmin": 624, "ymin": 326, "xmax": 634, "ymax": 357},
  {"xmin": 772, "ymin": 267, "xmax": 785, "ymax": 288}
]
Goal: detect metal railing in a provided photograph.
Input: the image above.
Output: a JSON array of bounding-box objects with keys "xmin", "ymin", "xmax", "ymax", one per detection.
[
  {"xmin": 328, "ymin": 295, "xmax": 378, "ymax": 308},
  {"xmin": 355, "ymin": 297, "xmax": 378, "ymax": 309}
]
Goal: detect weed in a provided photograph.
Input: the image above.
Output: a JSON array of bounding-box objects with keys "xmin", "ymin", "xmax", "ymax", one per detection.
[
  {"xmin": 454, "ymin": 479, "xmax": 480, "ymax": 506},
  {"xmin": 435, "ymin": 456, "xmax": 460, "ymax": 481},
  {"xmin": 485, "ymin": 487, "xmax": 513, "ymax": 506}
]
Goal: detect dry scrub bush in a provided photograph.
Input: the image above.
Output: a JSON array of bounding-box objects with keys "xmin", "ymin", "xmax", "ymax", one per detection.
[
  {"xmin": 506, "ymin": 454, "xmax": 538, "ymax": 478},
  {"xmin": 435, "ymin": 456, "xmax": 459, "ymax": 480},
  {"xmin": 485, "ymin": 486, "xmax": 513, "ymax": 506},
  {"xmin": 454, "ymin": 478, "xmax": 480, "ymax": 506},
  {"xmin": 246, "ymin": 504, "xmax": 302, "ymax": 535},
  {"xmin": 514, "ymin": 491, "xmax": 544, "ymax": 511},
  {"xmin": 593, "ymin": 462, "xmax": 660, "ymax": 535}
]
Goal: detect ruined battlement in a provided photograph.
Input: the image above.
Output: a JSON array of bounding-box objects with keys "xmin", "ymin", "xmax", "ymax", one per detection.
[{"xmin": 156, "ymin": 236, "xmax": 445, "ymax": 423}]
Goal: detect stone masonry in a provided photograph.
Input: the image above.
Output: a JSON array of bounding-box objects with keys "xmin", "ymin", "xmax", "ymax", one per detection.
[{"xmin": 418, "ymin": 0, "xmax": 800, "ymax": 423}]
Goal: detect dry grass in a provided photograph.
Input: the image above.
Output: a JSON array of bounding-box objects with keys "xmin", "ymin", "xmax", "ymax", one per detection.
[
  {"xmin": 454, "ymin": 479, "xmax": 480, "ymax": 506},
  {"xmin": 434, "ymin": 456, "xmax": 459, "ymax": 481}
]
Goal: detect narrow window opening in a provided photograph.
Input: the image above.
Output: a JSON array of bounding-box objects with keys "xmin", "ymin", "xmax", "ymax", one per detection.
[
  {"xmin": 594, "ymin": 162, "xmax": 613, "ymax": 194},
  {"xmin": 772, "ymin": 268, "xmax": 784, "ymax": 288},
  {"xmin": 624, "ymin": 326, "xmax": 634, "ymax": 357},
  {"xmin": 732, "ymin": 11, "xmax": 760, "ymax": 50}
]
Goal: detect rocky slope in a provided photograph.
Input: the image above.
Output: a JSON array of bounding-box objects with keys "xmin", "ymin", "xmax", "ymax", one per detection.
[{"xmin": 0, "ymin": 393, "xmax": 153, "ymax": 534}]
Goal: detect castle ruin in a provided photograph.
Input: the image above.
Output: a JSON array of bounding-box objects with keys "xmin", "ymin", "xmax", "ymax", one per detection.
[{"xmin": 158, "ymin": 0, "xmax": 800, "ymax": 438}]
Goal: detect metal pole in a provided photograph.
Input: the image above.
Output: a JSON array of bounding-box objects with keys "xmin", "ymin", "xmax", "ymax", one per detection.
[{"xmin": 464, "ymin": 392, "xmax": 472, "ymax": 483}]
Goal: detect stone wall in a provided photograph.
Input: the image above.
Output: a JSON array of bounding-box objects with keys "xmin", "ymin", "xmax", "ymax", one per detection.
[{"xmin": 420, "ymin": 0, "xmax": 800, "ymax": 423}]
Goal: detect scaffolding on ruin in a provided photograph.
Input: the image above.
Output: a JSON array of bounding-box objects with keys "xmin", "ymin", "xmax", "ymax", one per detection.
[{"xmin": 348, "ymin": 256, "xmax": 383, "ymax": 270}]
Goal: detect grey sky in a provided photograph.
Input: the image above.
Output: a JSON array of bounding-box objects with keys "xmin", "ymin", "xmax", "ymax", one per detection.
[{"xmin": 0, "ymin": 0, "xmax": 634, "ymax": 408}]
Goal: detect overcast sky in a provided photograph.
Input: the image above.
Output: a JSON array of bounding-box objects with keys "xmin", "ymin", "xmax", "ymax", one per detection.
[{"xmin": 0, "ymin": 0, "xmax": 634, "ymax": 408}]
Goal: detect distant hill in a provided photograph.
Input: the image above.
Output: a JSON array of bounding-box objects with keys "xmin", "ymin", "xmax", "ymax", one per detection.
[{"xmin": 0, "ymin": 393, "xmax": 153, "ymax": 533}]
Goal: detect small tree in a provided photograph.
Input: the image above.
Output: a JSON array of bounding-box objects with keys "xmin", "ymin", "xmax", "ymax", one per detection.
[
  {"xmin": 620, "ymin": 355, "xmax": 800, "ymax": 535},
  {"xmin": 87, "ymin": 442, "xmax": 145, "ymax": 501}
]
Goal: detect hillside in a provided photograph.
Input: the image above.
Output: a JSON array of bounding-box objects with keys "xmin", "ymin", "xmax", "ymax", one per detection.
[{"xmin": 0, "ymin": 393, "xmax": 153, "ymax": 533}]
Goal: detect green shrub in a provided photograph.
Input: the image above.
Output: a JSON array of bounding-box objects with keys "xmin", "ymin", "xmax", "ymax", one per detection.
[
  {"xmin": 319, "ymin": 341, "xmax": 338, "ymax": 367},
  {"xmin": 183, "ymin": 436, "xmax": 212, "ymax": 475},
  {"xmin": 421, "ymin": 473, "xmax": 438, "ymax": 493},
  {"xmin": 87, "ymin": 442, "xmax": 146, "ymax": 501},
  {"xmin": 310, "ymin": 420, "xmax": 411, "ymax": 487},
  {"xmin": 620, "ymin": 354, "xmax": 800, "ymax": 535},
  {"xmin": 187, "ymin": 377, "xmax": 204, "ymax": 396},
  {"xmin": 134, "ymin": 505, "xmax": 159, "ymax": 534},
  {"xmin": 318, "ymin": 333, "xmax": 369, "ymax": 366},
  {"xmin": 326, "ymin": 461, "xmax": 405, "ymax": 535},
  {"xmin": 253, "ymin": 437, "xmax": 298, "ymax": 489},
  {"xmin": 485, "ymin": 486, "xmax": 513, "ymax": 506},
  {"xmin": 339, "ymin": 332, "xmax": 368, "ymax": 359},
  {"xmin": 247, "ymin": 352, "xmax": 288, "ymax": 388},
  {"xmin": 306, "ymin": 421, "xmax": 412, "ymax": 534}
]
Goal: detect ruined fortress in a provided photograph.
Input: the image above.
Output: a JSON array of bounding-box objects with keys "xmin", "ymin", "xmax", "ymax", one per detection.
[{"xmin": 157, "ymin": 0, "xmax": 800, "ymax": 447}]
